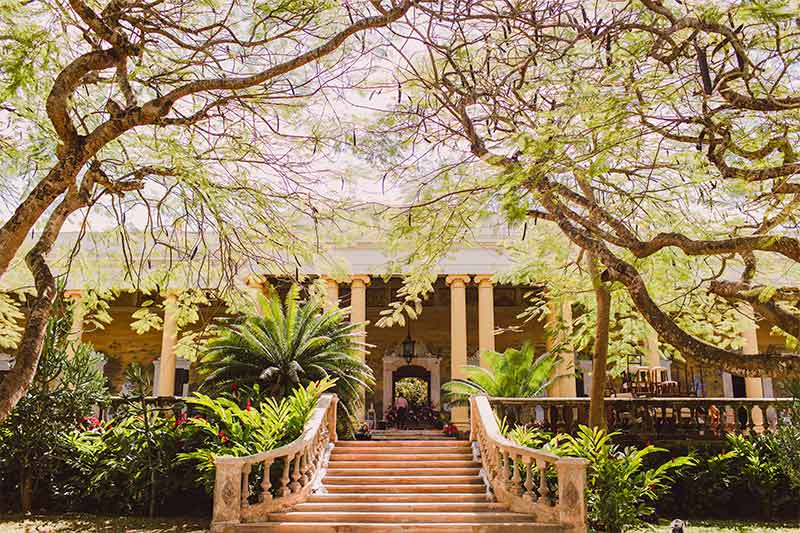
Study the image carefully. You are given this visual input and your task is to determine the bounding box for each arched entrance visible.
[382,355,441,422]
[392,365,431,406]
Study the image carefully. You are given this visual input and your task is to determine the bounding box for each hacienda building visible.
[0,238,793,428]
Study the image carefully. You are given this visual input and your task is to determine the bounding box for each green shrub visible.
[506,424,694,533]
[62,364,200,516]
[665,432,800,520]
[178,377,336,492]
[0,294,107,513]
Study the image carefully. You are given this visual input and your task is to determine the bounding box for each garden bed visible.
[0,514,208,533]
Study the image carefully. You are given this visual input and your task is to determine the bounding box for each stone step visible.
[328,460,480,468]
[266,512,537,524]
[236,522,564,532]
[294,502,506,512]
[307,493,488,503]
[336,440,469,447]
[325,467,481,476]
[332,446,472,455]
[324,483,485,494]
[325,475,483,485]
[330,453,473,461]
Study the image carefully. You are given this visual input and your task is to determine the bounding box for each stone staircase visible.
[242,438,565,532]
[370,428,456,441]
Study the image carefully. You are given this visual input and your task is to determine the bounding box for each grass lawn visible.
[640,521,800,532]
[0,514,208,532]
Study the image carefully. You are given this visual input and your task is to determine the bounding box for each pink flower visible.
[218,430,229,443]
[245,399,251,411]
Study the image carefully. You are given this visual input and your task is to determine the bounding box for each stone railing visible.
[211,394,338,532]
[470,396,588,532]
[489,397,795,439]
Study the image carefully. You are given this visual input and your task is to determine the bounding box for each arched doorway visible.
[382,355,441,421]
[392,365,431,407]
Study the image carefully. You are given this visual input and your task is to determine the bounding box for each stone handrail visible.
[470,395,588,533]
[489,397,795,439]
[211,394,338,532]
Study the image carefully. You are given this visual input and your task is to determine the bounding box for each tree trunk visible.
[0,189,86,422]
[20,466,33,513]
[588,254,611,429]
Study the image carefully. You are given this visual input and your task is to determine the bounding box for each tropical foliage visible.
[197,285,373,419]
[63,364,197,516]
[0,296,107,513]
[443,343,560,405]
[179,378,336,491]
[506,424,694,533]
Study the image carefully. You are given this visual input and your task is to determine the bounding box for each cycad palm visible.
[443,343,560,404]
[197,285,373,412]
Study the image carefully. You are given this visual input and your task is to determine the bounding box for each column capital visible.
[445,274,471,287]
[164,288,182,297]
[473,274,494,287]
[350,275,371,287]
[320,275,340,286]
[244,274,265,289]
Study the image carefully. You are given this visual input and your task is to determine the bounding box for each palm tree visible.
[442,343,561,404]
[197,285,374,415]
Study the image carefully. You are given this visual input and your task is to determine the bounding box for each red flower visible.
[218,430,229,443]
[245,399,251,411]
[231,383,238,392]
[174,414,188,427]
[81,416,101,430]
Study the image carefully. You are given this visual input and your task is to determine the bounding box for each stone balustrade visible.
[470,396,588,532]
[489,397,795,439]
[211,394,338,533]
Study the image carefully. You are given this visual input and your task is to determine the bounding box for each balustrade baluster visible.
[278,454,293,497]
[298,448,308,486]
[260,459,274,502]
[510,452,522,495]
[537,459,550,503]
[746,405,756,435]
[502,449,511,489]
[523,457,536,501]
[241,463,252,507]
[290,453,302,492]
[305,445,315,479]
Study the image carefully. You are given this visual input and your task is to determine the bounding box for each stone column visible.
[64,290,84,357]
[431,360,441,410]
[738,302,764,430]
[644,326,660,368]
[157,291,179,397]
[446,275,470,429]
[350,275,370,421]
[245,275,263,314]
[474,275,495,369]
[547,300,576,397]
[321,275,339,309]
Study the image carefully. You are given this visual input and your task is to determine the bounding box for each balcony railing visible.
[211,394,338,530]
[489,397,795,439]
[470,396,588,532]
